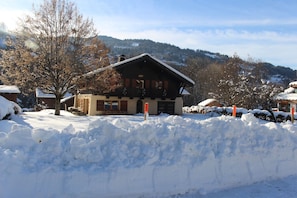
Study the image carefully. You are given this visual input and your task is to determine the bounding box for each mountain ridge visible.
[98,35,296,82]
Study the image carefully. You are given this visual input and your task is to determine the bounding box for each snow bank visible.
[0,96,21,120]
[1,112,297,197]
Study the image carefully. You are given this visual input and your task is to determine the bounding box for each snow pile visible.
[1,110,297,197]
[184,105,296,122]
[0,96,21,120]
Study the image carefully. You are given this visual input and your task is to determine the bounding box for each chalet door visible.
[83,99,89,114]
[158,101,175,115]
[136,100,143,113]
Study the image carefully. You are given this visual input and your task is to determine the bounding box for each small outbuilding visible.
[35,88,73,109]
[198,98,222,107]
[274,81,297,112]
[196,98,222,113]
[0,85,21,103]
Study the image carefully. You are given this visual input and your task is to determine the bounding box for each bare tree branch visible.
[0,0,116,115]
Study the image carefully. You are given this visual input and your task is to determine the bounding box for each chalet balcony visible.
[109,87,178,99]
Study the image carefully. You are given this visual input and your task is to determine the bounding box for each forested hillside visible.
[99,36,296,109]
[99,35,229,66]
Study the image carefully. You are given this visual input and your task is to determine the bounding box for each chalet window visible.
[158,101,175,115]
[112,101,119,110]
[104,101,111,110]
[136,79,144,89]
[104,101,119,111]
[155,81,163,89]
[97,100,127,112]
[96,100,104,111]
[153,80,168,90]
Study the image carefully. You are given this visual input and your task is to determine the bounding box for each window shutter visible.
[120,101,128,111]
[96,100,104,111]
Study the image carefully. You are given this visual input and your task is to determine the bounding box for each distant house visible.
[198,98,222,108]
[190,98,223,113]
[0,85,20,103]
[74,53,195,115]
[274,81,297,112]
[35,88,74,109]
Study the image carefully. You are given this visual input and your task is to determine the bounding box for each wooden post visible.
[232,105,237,117]
[291,107,295,123]
[144,102,149,120]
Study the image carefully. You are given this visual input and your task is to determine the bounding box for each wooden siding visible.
[0,93,18,103]
[107,57,181,99]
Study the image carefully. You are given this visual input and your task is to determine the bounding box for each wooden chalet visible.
[74,53,195,115]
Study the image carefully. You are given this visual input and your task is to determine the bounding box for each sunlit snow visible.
[1,96,297,197]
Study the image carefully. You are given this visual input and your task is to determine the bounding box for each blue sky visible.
[1,0,297,69]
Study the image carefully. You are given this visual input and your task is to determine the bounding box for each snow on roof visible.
[36,88,56,98]
[198,98,219,106]
[275,82,297,101]
[274,92,297,101]
[87,53,195,86]
[284,87,295,93]
[36,88,72,99]
[0,85,20,94]
[180,87,190,95]
[289,81,297,87]
[60,95,74,103]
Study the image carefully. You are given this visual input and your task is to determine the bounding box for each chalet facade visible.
[274,81,297,112]
[74,53,195,115]
[0,85,20,103]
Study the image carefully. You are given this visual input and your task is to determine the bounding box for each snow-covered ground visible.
[1,97,297,197]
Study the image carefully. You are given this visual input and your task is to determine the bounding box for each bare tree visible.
[1,0,117,115]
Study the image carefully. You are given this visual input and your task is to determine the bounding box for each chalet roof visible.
[0,85,20,94]
[274,93,297,101]
[274,81,297,101]
[87,53,195,86]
